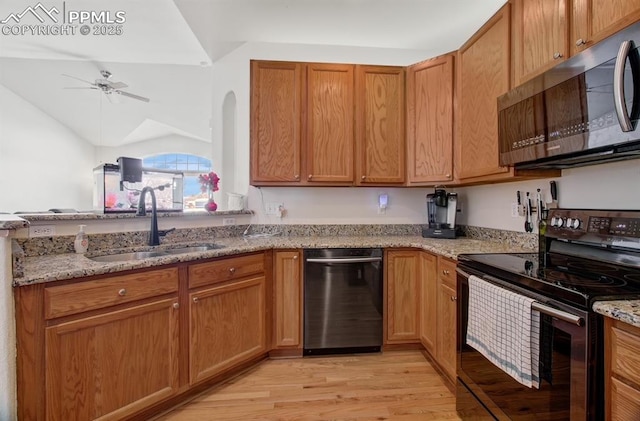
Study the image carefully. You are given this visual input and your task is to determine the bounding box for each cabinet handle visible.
[446,173,451,179]
[450,296,457,301]
[173,302,180,309]
[553,52,563,60]
[229,267,236,274]
[118,288,126,296]
[193,297,199,303]
[294,174,300,180]
[307,174,313,180]
[575,38,586,47]
[361,175,366,180]
[442,270,450,275]
[293,255,298,260]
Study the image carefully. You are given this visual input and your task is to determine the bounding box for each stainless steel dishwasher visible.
[303,248,383,355]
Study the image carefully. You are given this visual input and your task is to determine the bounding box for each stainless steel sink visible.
[88,244,224,262]
[163,244,224,254]
[89,251,168,262]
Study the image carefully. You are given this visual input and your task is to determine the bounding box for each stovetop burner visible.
[458,252,640,309]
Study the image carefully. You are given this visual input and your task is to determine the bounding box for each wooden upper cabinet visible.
[355,65,406,185]
[512,0,569,86]
[572,0,640,55]
[406,55,454,185]
[250,60,303,184]
[306,63,354,184]
[456,4,512,182]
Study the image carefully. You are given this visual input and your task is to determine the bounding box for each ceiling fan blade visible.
[115,90,150,103]
[107,81,128,89]
[61,74,95,86]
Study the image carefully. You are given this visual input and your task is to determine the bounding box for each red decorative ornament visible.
[205,200,218,212]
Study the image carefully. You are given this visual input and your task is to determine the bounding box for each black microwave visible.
[498,21,640,169]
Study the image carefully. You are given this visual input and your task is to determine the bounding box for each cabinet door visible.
[513,0,569,86]
[572,0,640,55]
[189,276,267,384]
[386,250,420,343]
[250,60,303,184]
[456,4,512,181]
[306,63,354,184]
[355,65,405,185]
[437,281,457,383]
[273,250,302,348]
[419,252,438,355]
[406,55,454,184]
[45,298,180,421]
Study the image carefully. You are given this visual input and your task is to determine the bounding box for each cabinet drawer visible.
[45,268,179,319]
[611,325,640,386]
[189,253,265,289]
[438,257,457,288]
[611,377,640,421]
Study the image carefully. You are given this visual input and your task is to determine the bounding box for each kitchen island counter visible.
[594,300,640,329]
[14,235,533,286]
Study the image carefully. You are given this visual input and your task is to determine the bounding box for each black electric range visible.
[459,208,640,310]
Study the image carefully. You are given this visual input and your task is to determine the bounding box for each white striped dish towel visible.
[466,275,541,389]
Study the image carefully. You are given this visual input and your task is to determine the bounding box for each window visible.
[143,153,212,211]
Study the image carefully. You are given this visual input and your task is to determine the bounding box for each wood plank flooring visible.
[155,350,464,421]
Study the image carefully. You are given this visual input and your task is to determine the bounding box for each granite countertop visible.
[593,300,640,329]
[14,235,531,286]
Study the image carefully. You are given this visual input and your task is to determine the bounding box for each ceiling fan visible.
[62,70,150,103]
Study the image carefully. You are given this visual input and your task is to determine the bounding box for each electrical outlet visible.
[265,202,283,216]
[222,217,236,226]
[511,203,519,218]
[30,225,56,237]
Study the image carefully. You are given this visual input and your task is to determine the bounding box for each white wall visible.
[456,160,640,232]
[0,237,16,421]
[0,84,95,213]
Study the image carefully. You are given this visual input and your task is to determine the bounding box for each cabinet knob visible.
[173,302,180,309]
[307,174,312,180]
[294,174,300,180]
[450,296,457,301]
[553,52,563,60]
[293,255,298,260]
[229,267,236,274]
[442,270,450,275]
[575,38,586,47]
[446,173,451,179]
[118,288,127,296]
[193,297,199,303]
[361,175,366,180]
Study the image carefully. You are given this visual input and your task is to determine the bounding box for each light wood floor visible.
[155,350,463,421]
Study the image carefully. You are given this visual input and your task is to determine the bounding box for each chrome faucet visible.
[137,186,175,246]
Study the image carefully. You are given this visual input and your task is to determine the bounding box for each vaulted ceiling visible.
[0,0,505,147]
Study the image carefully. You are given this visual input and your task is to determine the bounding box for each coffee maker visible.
[422,188,458,239]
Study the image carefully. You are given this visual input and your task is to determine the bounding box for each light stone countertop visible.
[14,235,532,287]
[593,300,640,329]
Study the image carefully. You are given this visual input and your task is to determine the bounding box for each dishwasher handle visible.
[306,257,383,264]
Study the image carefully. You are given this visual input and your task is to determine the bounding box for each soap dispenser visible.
[74,225,88,254]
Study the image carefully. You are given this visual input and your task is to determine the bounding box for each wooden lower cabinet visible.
[420,254,458,384]
[45,298,180,421]
[385,250,421,343]
[272,250,303,349]
[606,317,640,420]
[189,276,267,384]
[419,251,438,355]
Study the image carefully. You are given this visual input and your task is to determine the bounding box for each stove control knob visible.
[571,218,581,229]
[566,217,573,227]
[550,216,558,227]
[556,218,564,227]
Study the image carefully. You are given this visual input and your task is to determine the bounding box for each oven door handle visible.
[456,267,585,327]
[306,257,382,264]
